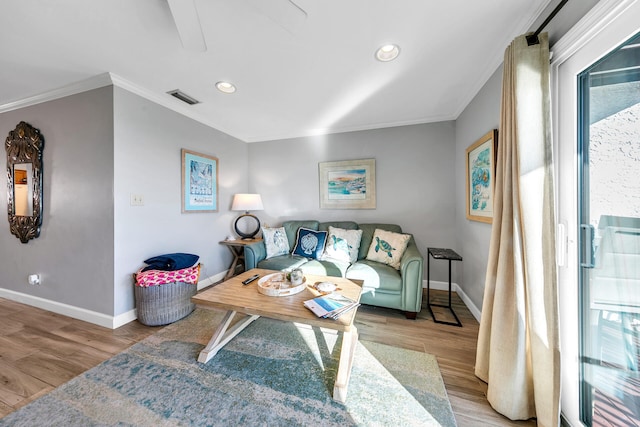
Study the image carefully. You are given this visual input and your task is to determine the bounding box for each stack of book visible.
[304,293,360,320]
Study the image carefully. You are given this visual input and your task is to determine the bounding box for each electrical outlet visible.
[130,194,144,206]
[28,274,40,285]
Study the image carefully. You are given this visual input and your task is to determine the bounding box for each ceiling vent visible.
[167,89,200,105]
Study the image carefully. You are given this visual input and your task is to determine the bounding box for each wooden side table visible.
[427,247,463,327]
[219,239,262,280]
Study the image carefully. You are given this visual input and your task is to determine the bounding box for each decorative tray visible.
[257,272,307,297]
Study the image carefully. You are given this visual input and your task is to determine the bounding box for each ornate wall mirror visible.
[6,122,44,243]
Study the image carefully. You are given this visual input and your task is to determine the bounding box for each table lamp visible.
[231,193,264,240]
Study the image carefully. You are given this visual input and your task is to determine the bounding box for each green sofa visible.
[243,220,424,319]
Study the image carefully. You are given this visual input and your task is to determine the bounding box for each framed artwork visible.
[466,130,498,223]
[181,149,218,213]
[319,158,376,209]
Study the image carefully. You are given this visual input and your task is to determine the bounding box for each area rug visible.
[0,308,457,427]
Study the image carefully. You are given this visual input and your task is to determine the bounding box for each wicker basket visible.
[134,281,196,326]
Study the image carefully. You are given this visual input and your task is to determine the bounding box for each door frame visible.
[552,0,640,424]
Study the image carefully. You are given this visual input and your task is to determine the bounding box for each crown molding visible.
[244,113,457,143]
[107,73,240,141]
[550,0,638,65]
[0,72,244,142]
[0,73,113,114]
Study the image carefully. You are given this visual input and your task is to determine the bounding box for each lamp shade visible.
[231,193,264,212]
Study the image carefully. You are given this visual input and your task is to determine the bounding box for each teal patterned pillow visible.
[365,229,410,270]
[292,227,328,259]
[262,227,290,259]
[323,226,363,263]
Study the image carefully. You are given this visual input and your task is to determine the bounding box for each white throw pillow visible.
[323,226,363,264]
[262,227,290,259]
[365,229,410,270]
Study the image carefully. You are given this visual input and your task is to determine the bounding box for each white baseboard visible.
[197,271,227,291]
[0,288,122,329]
[114,309,138,328]
[2,272,482,330]
[423,280,481,322]
[0,270,228,330]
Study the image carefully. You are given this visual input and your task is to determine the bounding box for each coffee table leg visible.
[198,310,260,363]
[333,326,358,403]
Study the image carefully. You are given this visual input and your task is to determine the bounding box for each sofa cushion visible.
[262,226,290,259]
[357,223,403,260]
[257,254,308,271]
[366,229,411,270]
[292,227,328,259]
[298,259,350,278]
[346,260,402,293]
[318,221,359,232]
[322,226,363,264]
[282,221,319,252]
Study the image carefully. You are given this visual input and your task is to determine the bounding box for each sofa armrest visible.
[244,241,267,270]
[400,240,424,313]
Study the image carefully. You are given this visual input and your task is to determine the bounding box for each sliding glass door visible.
[555,2,640,425]
[578,31,640,426]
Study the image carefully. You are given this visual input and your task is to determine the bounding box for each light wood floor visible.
[0,291,537,426]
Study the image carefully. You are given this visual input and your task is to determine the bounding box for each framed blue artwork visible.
[181,149,218,213]
[465,130,497,223]
[319,158,376,209]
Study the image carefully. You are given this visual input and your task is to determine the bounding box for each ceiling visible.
[0,0,552,143]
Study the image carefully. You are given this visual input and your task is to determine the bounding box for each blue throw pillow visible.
[292,227,328,259]
[142,253,199,272]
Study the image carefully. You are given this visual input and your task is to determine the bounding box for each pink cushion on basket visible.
[135,264,200,287]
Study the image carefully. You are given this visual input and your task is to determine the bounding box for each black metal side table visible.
[427,247,463,327]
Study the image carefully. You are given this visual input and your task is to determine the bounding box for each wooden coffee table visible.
[191,268,363,403]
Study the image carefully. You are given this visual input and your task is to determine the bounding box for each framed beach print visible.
[319,158,376,209]
[181,149,218,213]
[465,130,497,223]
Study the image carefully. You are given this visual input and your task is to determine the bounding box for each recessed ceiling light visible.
[375,44,400,62]
[216,81,236,94]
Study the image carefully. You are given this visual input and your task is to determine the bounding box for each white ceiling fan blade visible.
[167,0,207,52]
[245,0,307,34]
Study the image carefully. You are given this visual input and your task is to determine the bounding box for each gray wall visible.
[454,67,502,309]
[0,85,249,319]
[453,0,600,311]
[247,122,457,282]
[0,87,116,314]
[113,87,248,316]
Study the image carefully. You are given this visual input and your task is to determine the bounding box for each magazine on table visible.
[304,293,360,320]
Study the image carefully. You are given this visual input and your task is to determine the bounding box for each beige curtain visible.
[475,33,560,427]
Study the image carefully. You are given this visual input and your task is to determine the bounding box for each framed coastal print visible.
[181,149,218,213]
[319,158,376,209]
[466,130,497,223]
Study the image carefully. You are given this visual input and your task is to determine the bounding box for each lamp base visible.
[234,213,261,240]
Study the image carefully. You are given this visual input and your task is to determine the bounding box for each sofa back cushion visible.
[282,220,319,252]
[318,221,359,232]
[357,223,403,260]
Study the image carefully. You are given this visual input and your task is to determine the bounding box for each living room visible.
[1,0,639,425]
[1,0,600,328]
